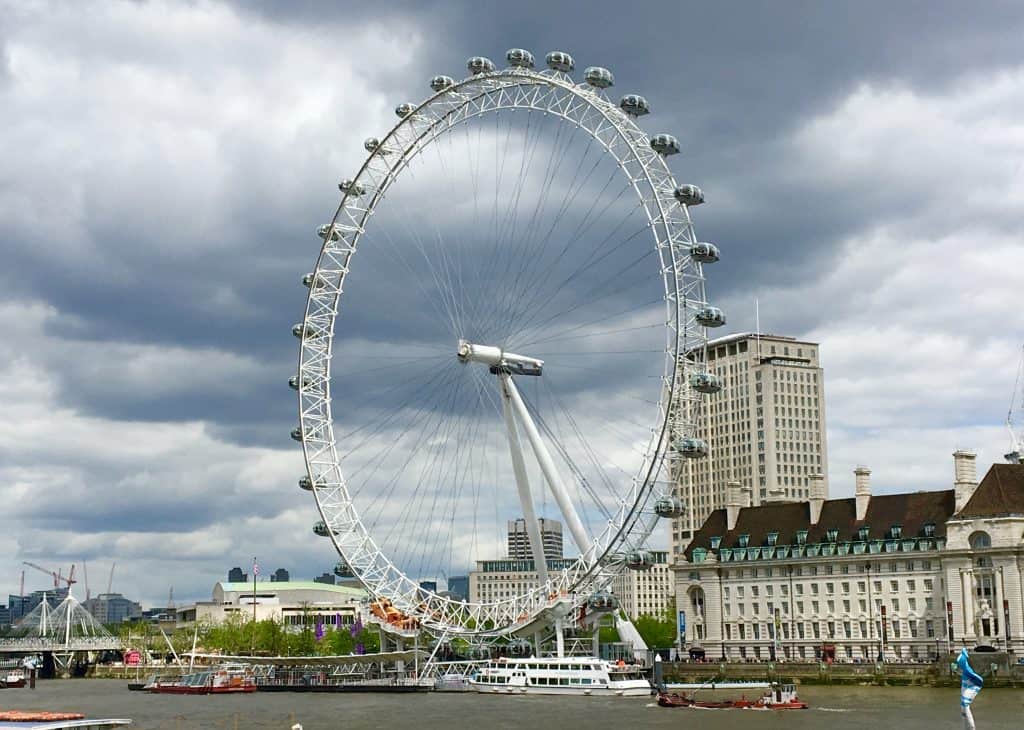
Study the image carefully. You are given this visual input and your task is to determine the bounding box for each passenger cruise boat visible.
[469,657,650,696]
[148,665,256,695]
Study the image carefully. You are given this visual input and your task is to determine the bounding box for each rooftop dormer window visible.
[738,534,750,549]
[710,536,722,550]
[795,530,808,546]
[857,526,870,542]
[923,523,935,538]
[826,528,839,543]
[890,524,902,539]
[766,532,779,547]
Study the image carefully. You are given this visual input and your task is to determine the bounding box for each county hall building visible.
[674,451,1024,661]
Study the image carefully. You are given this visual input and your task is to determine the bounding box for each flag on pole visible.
[252,558,259,578]
[957,648,983,707]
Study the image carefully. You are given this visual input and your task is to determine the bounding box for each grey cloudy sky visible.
[1,0,1023,606]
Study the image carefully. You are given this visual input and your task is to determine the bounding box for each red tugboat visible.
[658,682,808,710]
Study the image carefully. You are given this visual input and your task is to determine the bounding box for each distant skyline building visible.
[673,333,829,556]
[312,572,336,586]
[83,593,143,624]
[270,568,290,583]
[7,588,68,624]
[227,567,247,583]
[507,518,563,560]
[446,575,469,601]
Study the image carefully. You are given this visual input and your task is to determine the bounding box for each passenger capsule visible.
[695,306,726,328]
[619,94,650,116]
[395,102,416,118]
[587,593,619,610]
[650,134,680,156]
[313,521,333,537]
[288,374,311,390]
[467,56,496,75]
[334,560,353,577]
[299,475,323,491]
[302,272,325,288]
[677,437,709,459]
[691,242,720,264]
[317,223,342,242]
[674,184,704,206]
[430,75,455,92]
[338,179,365,196]
[506,48,535,68]
[290,427,304,442]
[364,137,381,152]
[689,371,722,394]
[583,66,614,89]
[626,551,655,571]
[292,323,320,339]
[654,497,686,519]
[545,51,575,73]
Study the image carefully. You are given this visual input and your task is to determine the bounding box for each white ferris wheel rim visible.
[295,59,711,636]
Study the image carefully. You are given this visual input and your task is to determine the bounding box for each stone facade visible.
[612,550,673,619]
[674,455,1024,661]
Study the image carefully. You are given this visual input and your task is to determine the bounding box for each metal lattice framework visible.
[294,53,717,637]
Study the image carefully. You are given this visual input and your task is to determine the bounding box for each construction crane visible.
[1007,344,1024,464]
[23,561,77,589]
[83,561,90,602]
[106,563,116,595]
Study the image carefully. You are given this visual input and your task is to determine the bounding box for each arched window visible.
[690,587,706,617]
[969,531,992,550]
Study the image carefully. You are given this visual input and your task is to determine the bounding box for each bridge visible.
[0,637,121,653]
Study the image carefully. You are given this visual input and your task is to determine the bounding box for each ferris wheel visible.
[291,49,724,637]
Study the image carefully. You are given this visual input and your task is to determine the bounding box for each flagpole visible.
[251,557,257,655]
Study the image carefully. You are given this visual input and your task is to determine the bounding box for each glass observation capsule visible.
[292,323,321,339]
[467,56,496,75]
[695,306,726,328]
[619,94,650,116]
[654,497,686,518]
[650,134,680,156]
[395,102,416,118]
[334,561,353,577]
[364,137,381,152]
[338,179,365,196]
[545,50,575,72]
[317,223,342,242]
[313,521,332,537]
[674,184,705,206]
[506,48,535,68]
[430,75,455,92]
[587,593,619,610]
[691,242,720,264]
[298,475,323,491]
[302,272,325,288]
[689,371,722,394]
[677,437,709,459]
[288,374,311,390]
[290,426,304,442]
[583,66,614,88]
[626,551,655,571]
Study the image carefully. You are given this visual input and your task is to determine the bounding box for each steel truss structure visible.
[294,52,719,637]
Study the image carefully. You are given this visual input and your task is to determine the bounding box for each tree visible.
[632,598,678,649]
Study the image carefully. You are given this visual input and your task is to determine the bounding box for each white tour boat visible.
[469,656,650,696]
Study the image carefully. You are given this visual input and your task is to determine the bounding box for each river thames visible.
[4,680,1021,729]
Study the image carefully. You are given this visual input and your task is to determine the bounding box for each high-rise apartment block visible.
[507,518,563,560]
[672,333,829,555]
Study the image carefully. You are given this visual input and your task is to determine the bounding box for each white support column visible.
[555,617,565,658]
[963,570,975,640]
[504,375,592,556]
[995,568,1005,643]
[498,374,549,586]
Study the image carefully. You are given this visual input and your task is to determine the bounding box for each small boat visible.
[3,670,26,688]
[149,665,256,695]
[658,682,808,710]
[0,710,131,729]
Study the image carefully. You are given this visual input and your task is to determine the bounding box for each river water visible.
[2,680,1020,729]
